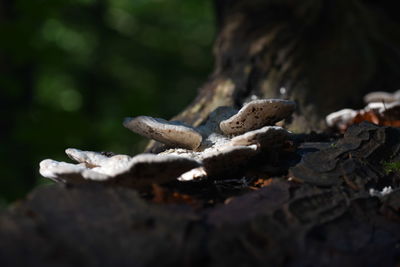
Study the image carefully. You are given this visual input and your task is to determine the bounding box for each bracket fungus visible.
[40,149,201,188]
[123,116,202,150]
[325,109,358,128]
[326,89,400,130]
[363,89,400,104]
[40,98,296,187]
[229,126,292,148]
[219,99,296,135]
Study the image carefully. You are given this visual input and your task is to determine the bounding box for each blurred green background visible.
[0,0,215,205]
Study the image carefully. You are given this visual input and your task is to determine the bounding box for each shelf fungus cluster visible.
[40,99,296,188]
[326,89,400,130]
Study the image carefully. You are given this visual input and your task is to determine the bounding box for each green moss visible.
[382,161,400,174]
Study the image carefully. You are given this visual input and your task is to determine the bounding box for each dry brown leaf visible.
[151,184,199,207]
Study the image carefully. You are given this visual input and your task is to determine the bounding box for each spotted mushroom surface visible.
[219,99,296,135]
[123,116,202,150]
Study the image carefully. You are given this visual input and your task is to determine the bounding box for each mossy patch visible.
[382,161,400,174]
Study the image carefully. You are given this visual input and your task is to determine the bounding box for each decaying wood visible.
[291,122,400,187]
[1,123,400,267]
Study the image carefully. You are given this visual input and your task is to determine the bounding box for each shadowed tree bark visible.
[173,0,400,132]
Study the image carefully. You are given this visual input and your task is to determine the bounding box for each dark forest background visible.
[0,0,214,205]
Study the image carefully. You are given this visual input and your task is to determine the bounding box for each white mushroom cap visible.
[39,152,201,188]
[39,159,109,184]
[363,90,400,104]
[364,102,386,112]
[364,101,400,115]
[229,126,291,148]
[123,116,202,150]
[325,108,357,127]
[65,148,132,175]
[177,167,207,181]
[219,99,296,135]
[65,148,130,167]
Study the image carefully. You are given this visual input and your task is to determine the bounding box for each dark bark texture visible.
[2,1,400,266]
[173,0,400,133]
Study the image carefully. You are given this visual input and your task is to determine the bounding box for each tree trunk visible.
[174,0,400,132]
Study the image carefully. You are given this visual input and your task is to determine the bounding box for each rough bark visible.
[173,0,400,133]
